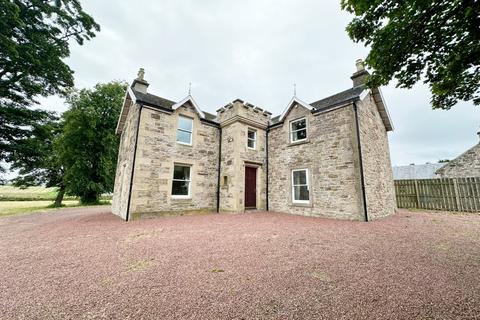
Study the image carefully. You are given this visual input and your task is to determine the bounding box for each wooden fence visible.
[394,177,480,212]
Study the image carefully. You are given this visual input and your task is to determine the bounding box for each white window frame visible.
[290,117,307,143]
[176,116,193,146]
[247,129,256,150]
[171,164,191,199]
[291,169,310,204]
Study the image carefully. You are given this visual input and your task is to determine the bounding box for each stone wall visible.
[268,103,364,220]
[358,94,396,220]
[218,100,269,212]
[112,102,140,220]
[436,143,480,178]
[129,103,220,219]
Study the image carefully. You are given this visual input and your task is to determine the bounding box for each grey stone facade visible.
[357,93,396,219]
[268,101,364,219]
[217,100,270,212]
[112,95,139,220]
[112,61,396,221]
[436,137,480,178]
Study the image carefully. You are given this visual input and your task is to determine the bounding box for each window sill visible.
[171,196,192,201]
[176,141,193,147]
[288,139,310,147]
[290,201,312,208]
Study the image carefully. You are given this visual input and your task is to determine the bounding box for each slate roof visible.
[269,86,366,125]
[203,111,217,121]
[129,88,219,123]
[270,115,281,124]
[310,85,365,111]
[131,89,176,110]
[123,84,391,131]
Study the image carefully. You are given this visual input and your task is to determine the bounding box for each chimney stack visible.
[351,59,369,87]
[131,68,149,93]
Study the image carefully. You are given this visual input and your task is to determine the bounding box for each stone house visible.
[436,133,480,178]
[112,60,396,221]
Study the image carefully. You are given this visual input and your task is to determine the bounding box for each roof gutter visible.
[125,104,143,222]
[353,101,369,222]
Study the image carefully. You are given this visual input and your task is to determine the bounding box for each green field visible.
[0,185,112,201]
[0,200,81,217]
[0,186,112,217]
[0,185,69,201]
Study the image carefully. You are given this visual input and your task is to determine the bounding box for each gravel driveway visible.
[0,207,479,319]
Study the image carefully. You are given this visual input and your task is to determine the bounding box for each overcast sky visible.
[40,0,479,166]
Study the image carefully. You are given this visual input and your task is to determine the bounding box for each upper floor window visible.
[290,118,307,143]
[247,129,256,149]
[177,116,193,145]
[292,169,310,203]
[172,164,191,198]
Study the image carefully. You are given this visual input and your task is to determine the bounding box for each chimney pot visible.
[355,59,365,71]
[137,68,145,80]
[351,58,369,87]
[132,67,149,93]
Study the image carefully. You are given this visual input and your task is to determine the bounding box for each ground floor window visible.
[292,169,309,203]
[172,164,191,198]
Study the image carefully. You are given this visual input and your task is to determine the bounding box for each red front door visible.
[244,167,257,209]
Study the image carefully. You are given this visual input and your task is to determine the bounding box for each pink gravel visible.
[0,207,479,319]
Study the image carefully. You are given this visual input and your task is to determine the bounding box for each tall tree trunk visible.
[80,190,98,205]
[53,184,65,207]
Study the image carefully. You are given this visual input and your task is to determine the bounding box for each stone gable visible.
[357,94,396,219]
[268,103,364,219]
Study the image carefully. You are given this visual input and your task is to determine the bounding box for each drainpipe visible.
[353,101,368,222]
[216,127,222,213]
[125,104,143,222]
[265,127,269,211]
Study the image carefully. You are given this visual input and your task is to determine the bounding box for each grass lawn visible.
[0,185,63,201]
[0,185,112,201]
[0,200,111,217]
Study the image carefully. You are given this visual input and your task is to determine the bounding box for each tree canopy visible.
[8,113,66,206]
[0,0,99,173]
[342,0,480,109]
[56,81,126,204]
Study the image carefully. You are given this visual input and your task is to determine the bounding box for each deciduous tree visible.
[8,114,66,206]
[342,0,480,109]
[0,0,99,172]
[56,81,126,204]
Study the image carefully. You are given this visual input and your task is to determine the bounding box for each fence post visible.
[453,178,460,211]
[413,179,420,209]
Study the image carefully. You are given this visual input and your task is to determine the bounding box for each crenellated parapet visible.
[216,99,272,129]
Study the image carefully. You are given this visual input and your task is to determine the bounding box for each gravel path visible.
[0,207,479,319]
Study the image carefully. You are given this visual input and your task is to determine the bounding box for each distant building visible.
[392,163,445,180]
[436,133,480,178]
